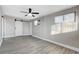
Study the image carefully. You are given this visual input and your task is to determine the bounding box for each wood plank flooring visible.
[0,36,77,54]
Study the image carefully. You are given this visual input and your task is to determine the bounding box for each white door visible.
[15,21,23,36]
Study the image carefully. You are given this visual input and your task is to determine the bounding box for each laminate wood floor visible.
[0,36,77,54]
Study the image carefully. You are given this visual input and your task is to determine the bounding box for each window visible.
[51,15,63,35]
[51,13,77,35]
[64,13,74,22]
[51,24,61,35]
[55,16,63,23]
[62,13,77,33]
[62,22,77,33]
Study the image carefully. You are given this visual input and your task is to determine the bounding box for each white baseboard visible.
[3,36,15,39]
[32,35,79,52]
[22,34,31,36]
[3,35,31,39]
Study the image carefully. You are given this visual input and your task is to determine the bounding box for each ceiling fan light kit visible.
[21,8,39,17]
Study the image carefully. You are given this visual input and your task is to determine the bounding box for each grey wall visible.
[3,16,32,38]
[0,15,2,46]
[32,6,79,50]
[0,6,3,46]
[3,16,15,38]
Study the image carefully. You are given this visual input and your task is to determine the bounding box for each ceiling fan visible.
[20,8,39,17]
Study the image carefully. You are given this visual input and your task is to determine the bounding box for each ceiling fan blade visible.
[20,11,27,13]
[32,12,39,14]
[32,15,35,17]
[29,8,32,13]
[25,14,28,16]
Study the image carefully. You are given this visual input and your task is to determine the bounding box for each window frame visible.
[63,12,76,23]
[54,12,76,24]
[51,12,77,35]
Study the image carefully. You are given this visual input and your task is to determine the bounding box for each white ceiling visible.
[1,5,76,21]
